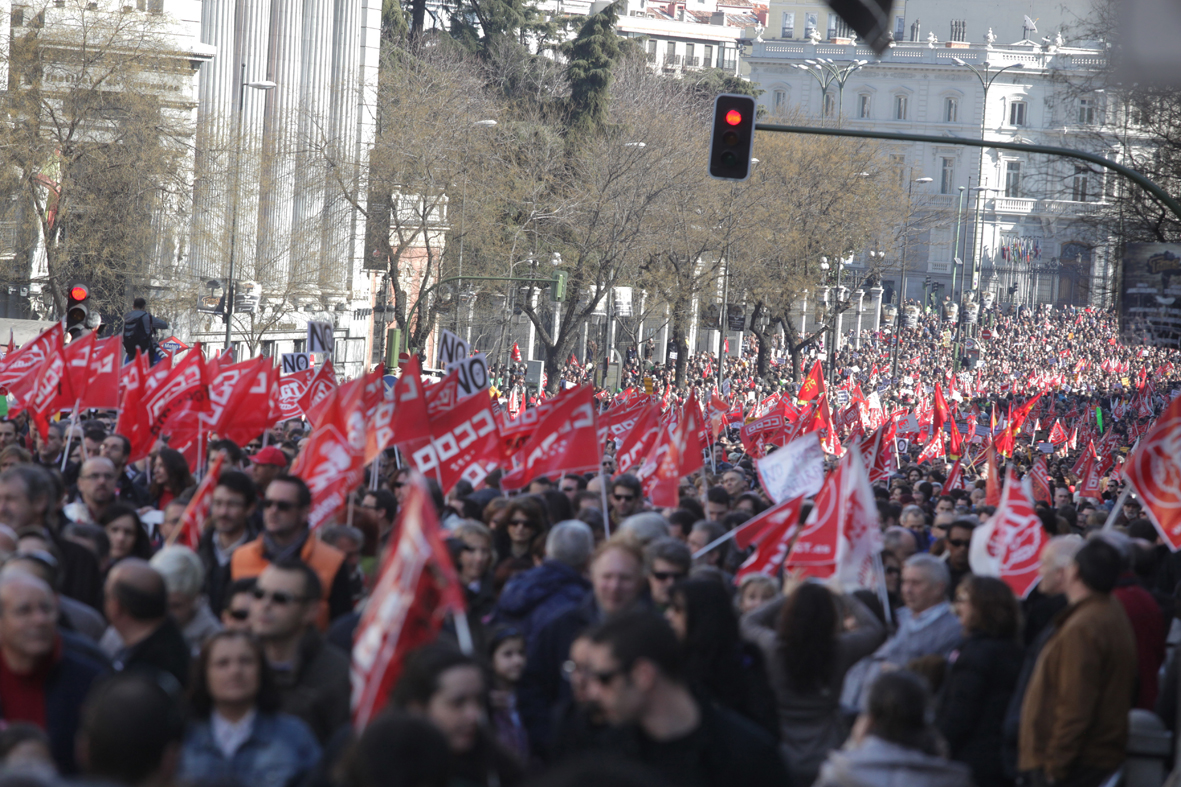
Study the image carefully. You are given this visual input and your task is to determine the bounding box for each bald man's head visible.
[0,572,58,662]
[106,559,167,622]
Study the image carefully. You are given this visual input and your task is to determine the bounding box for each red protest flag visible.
[1125,396,1181,549]
[392,356,431,447]
[408,387,503,494]
[1030,453,1052,504]
[290,387,364,530]
[79,336,122,411]
[142,346,211,441]
[219,358,280,447]
[28,342,76,442]
[299,359,338,427]
[734,494,806,582]
[170,453,225,549]
[866,420,897,486]
[0,323,63,408]
[114,350,149,460]
[510,342,522,363]
[1048,420,1068,445]
[932,382,951,432]
[277,367,315,421]
[916,432,945,464]
[614,404,662,475]
[835,442,885,590]
[969,467,1049,598]
[797,360,826,405]
[944,458,965,491]
[351,476,466,729]
[785,463,842,578]
[985,447,1002,507]
[62,331,97,403]
[500,387,600,490]
[641,396,707,508]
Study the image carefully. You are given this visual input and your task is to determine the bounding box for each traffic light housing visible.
[551,271,567,302]
[65,284,90,339]
[708,94,756,181]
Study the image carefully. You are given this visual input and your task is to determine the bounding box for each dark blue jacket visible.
[0,639,109,774]
[517,593,601,758]
[493,560,591,646]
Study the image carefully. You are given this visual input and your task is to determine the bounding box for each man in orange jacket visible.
[230,475,352,629]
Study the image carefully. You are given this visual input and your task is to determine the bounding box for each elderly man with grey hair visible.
[149,546,222,656]
[619,512,670,545]
[493,520,595,647]
[841,553,963,711]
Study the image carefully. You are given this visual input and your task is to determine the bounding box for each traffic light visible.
[65,284,90,339]
[385,326,402,369]
[708,94,756,181]
[551,271,567,302]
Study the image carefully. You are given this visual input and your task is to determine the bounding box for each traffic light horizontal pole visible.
[403,274,565,354]
[754,122,1181,224]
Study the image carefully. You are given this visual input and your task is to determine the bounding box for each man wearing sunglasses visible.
[581,610,789,787]
[945,519,976,594]
[609,474,643,527]
[230,476,351,630]
[250,559,350,744]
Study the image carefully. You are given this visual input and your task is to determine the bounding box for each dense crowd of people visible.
[0,303,1177,787]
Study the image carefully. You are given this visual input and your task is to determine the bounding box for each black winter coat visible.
[937,632,1024,787]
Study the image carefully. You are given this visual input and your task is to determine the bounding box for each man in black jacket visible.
[196,470,259,615]
[104,559,191,689]
[122,297,168,365]
[578,610,790,787]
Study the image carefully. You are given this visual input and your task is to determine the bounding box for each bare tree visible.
[0,0,197,322]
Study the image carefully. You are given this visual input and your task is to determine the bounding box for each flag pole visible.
[600,462,611,539]
[452,609,474,655]
[872,551,892,622]
[60,402,80,472]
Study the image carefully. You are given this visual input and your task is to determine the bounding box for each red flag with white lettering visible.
[391,357,431,447]
[969,467,1049,598]
[351,476,466,729]
[28,343,76,442]
[290,387,364,530]
[1030,453,1052,504]
[170,453,225,549]
[79,336,122,411]
[408,389,502,494]
[277,368,315,421]
[0,323,63,408]
[299,359,338,427]
[501,387,600,490]
[1125,396,1181,549]
[835,442,884,590]
[142,346,211,441]
[785,464,841,578]
[62,331,97,403]
[734,494,806,581]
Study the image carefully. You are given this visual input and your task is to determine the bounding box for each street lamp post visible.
[952,183,968,303]
[891,176,933,384]
[952,57,1024,304]
[968,186,999,304]
[792,58,869,127]
[225,66,276,351]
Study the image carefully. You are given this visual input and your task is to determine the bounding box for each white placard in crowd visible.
[436,329,470,368]
[756,435,825,504]
[446,353,490,400]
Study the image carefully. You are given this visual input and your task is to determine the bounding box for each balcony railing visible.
[663,54,682,68]
[685,56,700,68]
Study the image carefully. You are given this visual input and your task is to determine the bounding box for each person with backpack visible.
[123,297,168,365]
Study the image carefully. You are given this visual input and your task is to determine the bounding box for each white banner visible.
[757,434,825,504]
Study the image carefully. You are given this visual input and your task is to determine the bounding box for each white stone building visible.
[746,33,1117,310]
[184,0,382,377]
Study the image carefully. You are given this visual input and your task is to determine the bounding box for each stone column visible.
[854,289,864,349]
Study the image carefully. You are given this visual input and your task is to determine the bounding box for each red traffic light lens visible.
[725,109,743,126]
[69,285,88,301]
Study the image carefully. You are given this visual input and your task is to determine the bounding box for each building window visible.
[781,12,793,38]
[894,95,908,120]
[261,340,274,358]
[1078,97,1095,125]
[895,16,905,40]
[1005,161,1022,197]
[858,94,871,118]
[941,157,955,194]
[704,45,713,67]
[1009,101,1027,126]
[1071,166,1089,201]
[647,39,656,62]
[823,93,835,118]
[685,43,695,67]
[773,89,787,116]
[804,12,817,38]
[665,40,675,66]
[293,339,306,354]
[950,19,966,41]
[826,15,837,39]
[945,97,958,123]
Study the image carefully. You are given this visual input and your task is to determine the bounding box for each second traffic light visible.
[708,94,756,181]
[66,284,90,339]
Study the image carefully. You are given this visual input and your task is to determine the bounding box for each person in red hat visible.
[250,446,289,496]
